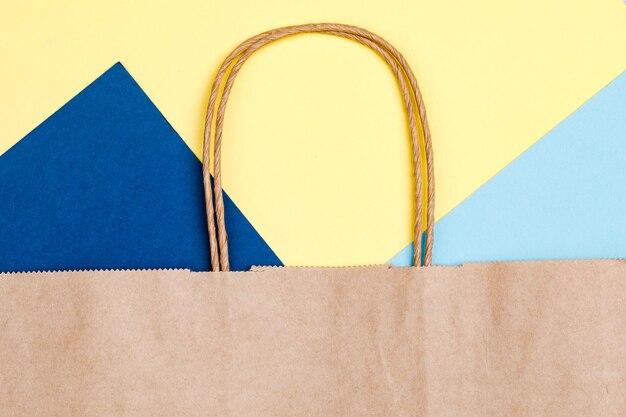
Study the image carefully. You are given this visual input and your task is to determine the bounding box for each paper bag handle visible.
[203,23,434,271]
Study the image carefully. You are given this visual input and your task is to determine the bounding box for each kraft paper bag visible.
[1,24,625,416]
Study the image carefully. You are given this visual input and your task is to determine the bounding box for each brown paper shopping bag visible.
[1,24,625,417]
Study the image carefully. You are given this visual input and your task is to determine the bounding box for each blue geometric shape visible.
[390,71,626,267]
[0,63,281,272]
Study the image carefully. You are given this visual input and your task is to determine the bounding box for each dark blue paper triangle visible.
[0,63,282,272]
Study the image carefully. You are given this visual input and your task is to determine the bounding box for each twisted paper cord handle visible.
[203,23,434,271]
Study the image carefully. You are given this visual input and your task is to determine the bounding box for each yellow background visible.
[1,0,625,265]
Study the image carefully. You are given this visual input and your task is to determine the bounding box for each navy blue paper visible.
[0,63,281,272]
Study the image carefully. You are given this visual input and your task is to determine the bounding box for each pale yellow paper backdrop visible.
[1,0,625,265]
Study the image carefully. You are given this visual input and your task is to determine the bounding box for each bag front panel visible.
[1,261,624,416]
